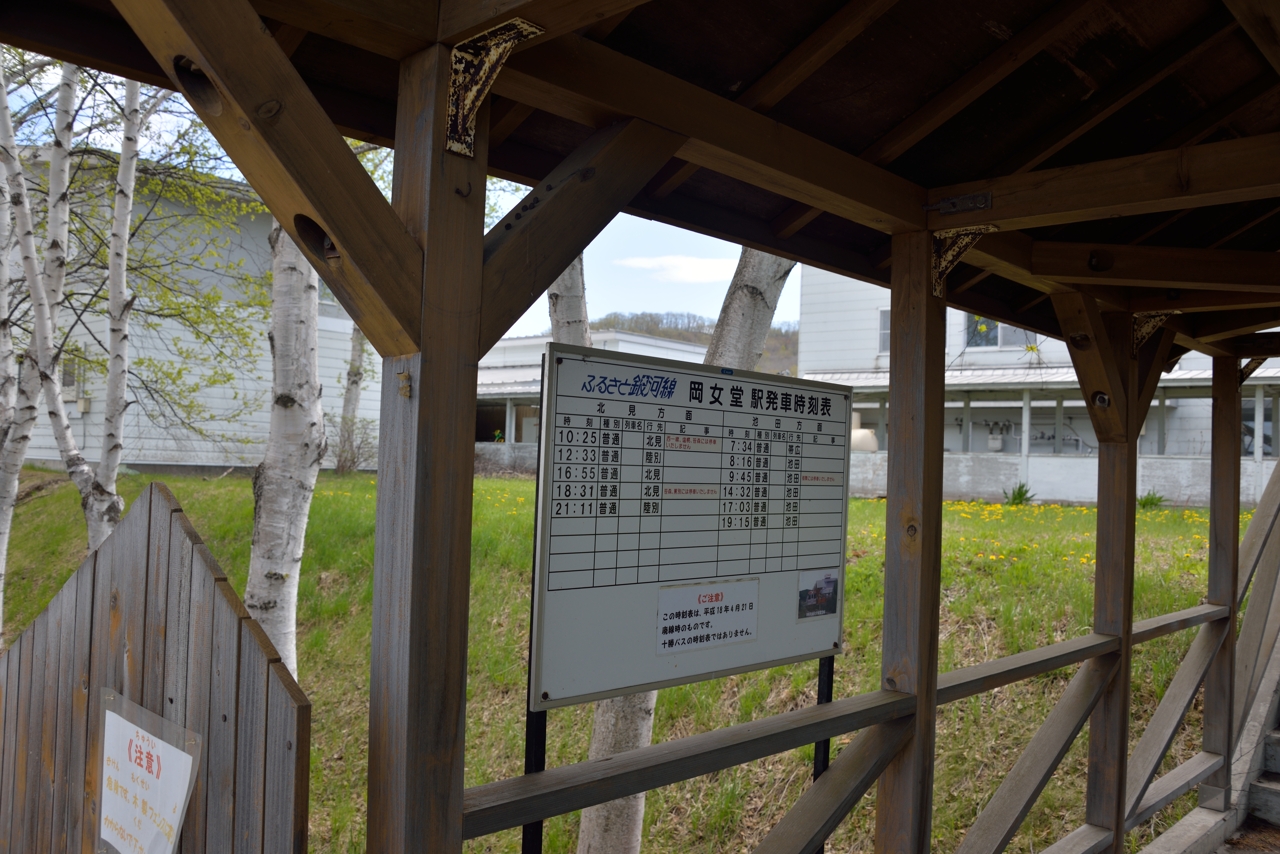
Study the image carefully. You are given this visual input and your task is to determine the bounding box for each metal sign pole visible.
[813,653,835,854]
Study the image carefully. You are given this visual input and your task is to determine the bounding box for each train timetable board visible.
[530,344,851,710]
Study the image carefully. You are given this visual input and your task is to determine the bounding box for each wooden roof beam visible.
[1030,242,1280,292]
[1180,308,1280,343]
[860,0,1104,166]
[999,8,1239,174]
[112,0,425,356]
[1222,332,1280,358]
[928,131,1280,231]
[1103,289,1280,314]
[495,34,927,233]
[1224,0,1280,78]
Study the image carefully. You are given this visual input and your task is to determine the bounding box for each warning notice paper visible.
[99,691,200,854]
[530,344,850,710]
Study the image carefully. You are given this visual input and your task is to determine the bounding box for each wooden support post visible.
[1201,355,1241,810]
[1158,391,1166,455]
[875,231,944,854]
[366,47,489,854]
[1054,397,1064,454]
[1052,298,1173,852]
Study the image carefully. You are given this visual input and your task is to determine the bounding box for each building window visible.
[879,309,891,354]
[966,314,999,348]
[999,324,1038,350]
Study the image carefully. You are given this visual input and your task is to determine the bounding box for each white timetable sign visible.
[529,344,851,710]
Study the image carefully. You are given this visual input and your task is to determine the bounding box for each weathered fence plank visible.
[206,576,247,853]
[65,556,96,849]
[143,484,177,712]
[0,633,20,854]
[234,619,277,854]
[180,543,221,854]
[264,662,310,854]
[0,484,308,853]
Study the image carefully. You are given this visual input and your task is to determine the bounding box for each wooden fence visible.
[0,483,309,853]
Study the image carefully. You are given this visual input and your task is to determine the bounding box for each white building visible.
[800,266,1280,505]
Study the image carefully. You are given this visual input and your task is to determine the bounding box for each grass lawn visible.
[0,470,1246,853]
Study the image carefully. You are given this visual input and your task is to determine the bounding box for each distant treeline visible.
[588,312,799,376]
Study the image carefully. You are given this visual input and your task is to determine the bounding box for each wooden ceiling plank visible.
[1031,242,1280,292]
[1001,9,1240,175]
[495,34,927,233]
[489,98,536,148]
[265,20,308,57]
[1186,308,1280,342]
[1157,74,1280,151]
[1209,203,1280,248]
[112,0,425,356]
[928,131,1280,231]
[1224,0,1280,78]
[1125,290,1280,313]
[480,118,686,352]
[861,0,1104,166]
[650,0,898,223]
[736,0,900,112]
[771,202,823,238]
[439,0,652,49]
[585,9,633,40]
[250,0,438,59]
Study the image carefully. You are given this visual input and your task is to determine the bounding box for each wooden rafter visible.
[861,0,1103,166]
[1225,0,1280,77]
[111,0,425,357]
[1225,332,1280,358]
[1156,74,1280,151]
[649,0,899,210]
[998,9,1239,174]
[929,132,1280,231]
[496,34,927,234]
[480,118,685,352]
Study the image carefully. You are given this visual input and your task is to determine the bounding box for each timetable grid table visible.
[545,363,849,592]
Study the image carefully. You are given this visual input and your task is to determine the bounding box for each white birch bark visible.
[547,255,592,348]
[84,79,145,547]
[43,63,77,322]
[574,247,793,854]
[335,325,365,473]
[244,222,327,676]
[704,248,796,369]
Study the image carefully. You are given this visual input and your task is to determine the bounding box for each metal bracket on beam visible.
[448,18,544,157]
[932,225,999,297]
[1133,311,1181,358]
[1241,357,1267,386]
[924,191,992,216]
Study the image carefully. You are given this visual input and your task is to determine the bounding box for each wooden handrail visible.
[462,604,1213,838]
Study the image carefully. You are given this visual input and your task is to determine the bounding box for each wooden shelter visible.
[5,0,1280,850]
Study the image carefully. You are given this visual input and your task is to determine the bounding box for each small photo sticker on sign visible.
[798,569,839,620]
[98,690,202,854]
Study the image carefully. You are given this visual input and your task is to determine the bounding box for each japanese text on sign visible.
[657,579,758,654]
[100,709,195,854]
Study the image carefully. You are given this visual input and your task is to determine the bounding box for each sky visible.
[499,204,802,338]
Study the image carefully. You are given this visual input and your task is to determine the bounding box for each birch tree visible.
[572,246,795,854]
[334,326,366,473]
[243,222,326,676]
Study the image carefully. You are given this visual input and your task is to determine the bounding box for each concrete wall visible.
[848,451,1277,506]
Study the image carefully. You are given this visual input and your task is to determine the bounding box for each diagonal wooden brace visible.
[932,224,999,297]
[480,118,686,352]
[1241,356,1268,385]
[112,0,425,357]
[1051,293,1129,442]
